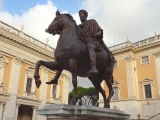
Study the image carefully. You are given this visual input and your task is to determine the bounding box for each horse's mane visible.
[62,13,78,27]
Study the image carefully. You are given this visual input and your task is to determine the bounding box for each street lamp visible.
[137,114,140,120]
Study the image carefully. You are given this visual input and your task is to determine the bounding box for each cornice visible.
[0,28,55,59]
[0,36,54,62]
[153,51,160,58]
[111,40,160,55]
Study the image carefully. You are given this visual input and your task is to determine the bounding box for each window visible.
[142,56,149,63]
[144,84,152,98]
[26,77,32,92]
[114,60,118,67]
[140,78,154,99]
[112,87,119,100]
[52,85,57,98]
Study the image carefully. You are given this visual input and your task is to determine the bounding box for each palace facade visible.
[0,20,70,120]
[99,34,160,119]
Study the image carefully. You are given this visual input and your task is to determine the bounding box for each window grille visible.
[26,77,32,92]
[112,87,118,100]
[52,85,57,98]
[142,56,149,63]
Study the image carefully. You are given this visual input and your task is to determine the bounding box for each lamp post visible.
[137,114,140,120]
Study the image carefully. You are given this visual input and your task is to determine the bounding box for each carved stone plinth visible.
[37,104,130,120]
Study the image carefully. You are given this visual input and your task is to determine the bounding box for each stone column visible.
[32,107,37,120]
[15,104,21,120]
[153,51,160,98]
[0,102,5,120]
[125,55,137,99]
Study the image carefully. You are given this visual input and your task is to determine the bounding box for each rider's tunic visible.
[78,19,115,63]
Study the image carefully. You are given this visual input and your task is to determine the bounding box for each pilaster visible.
[39,67,49,100]
[0,102,5,120]
[8,56,23,94]
[64,76,70,104]
[0,55,8,88]
[32,106,37,120]
[56,79,61,99]
[62,76,66,104]
[15,104,21,120]
[153,51,160,98]
[125,55,137,99]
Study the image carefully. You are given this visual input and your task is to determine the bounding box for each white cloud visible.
[80,0,160,46]
[0,1,59,48]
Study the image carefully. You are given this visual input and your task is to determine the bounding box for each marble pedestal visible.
[37,104,130,120]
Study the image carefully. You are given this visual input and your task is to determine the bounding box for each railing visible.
[109,42,129,51]
[0,20,55,53]
[133,37,156,48]
[109,35,160,52]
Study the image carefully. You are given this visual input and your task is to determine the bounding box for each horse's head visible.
[45,10,64,35]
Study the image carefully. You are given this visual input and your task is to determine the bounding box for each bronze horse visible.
[34,11,114,108]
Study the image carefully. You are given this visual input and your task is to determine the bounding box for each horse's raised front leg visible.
[46,70,62,85]
[68,59,78,105]
[34,60,59,88]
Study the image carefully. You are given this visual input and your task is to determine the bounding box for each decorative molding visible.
[32,106,38,109]
[125,55,135,61]
[0,54,8,66]
[0,101,5,105]
[43,67,50,74]
[13,56,23,65]
[25,66,35,74]
[153,51,160,58]
[16,104,21,107]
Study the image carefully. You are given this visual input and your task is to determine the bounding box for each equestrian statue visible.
[34,9,115,108]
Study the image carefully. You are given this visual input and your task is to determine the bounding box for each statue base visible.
[37,104,130,120]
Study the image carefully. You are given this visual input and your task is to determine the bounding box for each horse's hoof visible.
[36,79,42,88]
[46,79,58,85]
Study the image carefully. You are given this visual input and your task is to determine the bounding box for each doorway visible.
[18,105,33,120]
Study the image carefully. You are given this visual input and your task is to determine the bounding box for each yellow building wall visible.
[115,59,128,99]
[18,62,30,95]
[35,68,42,99]
[3,56,12,92]
[104,58,128,99]
[136,55,159,99]
[46,72,54,101]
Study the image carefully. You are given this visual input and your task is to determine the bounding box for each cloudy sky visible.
[0,0,160,91]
